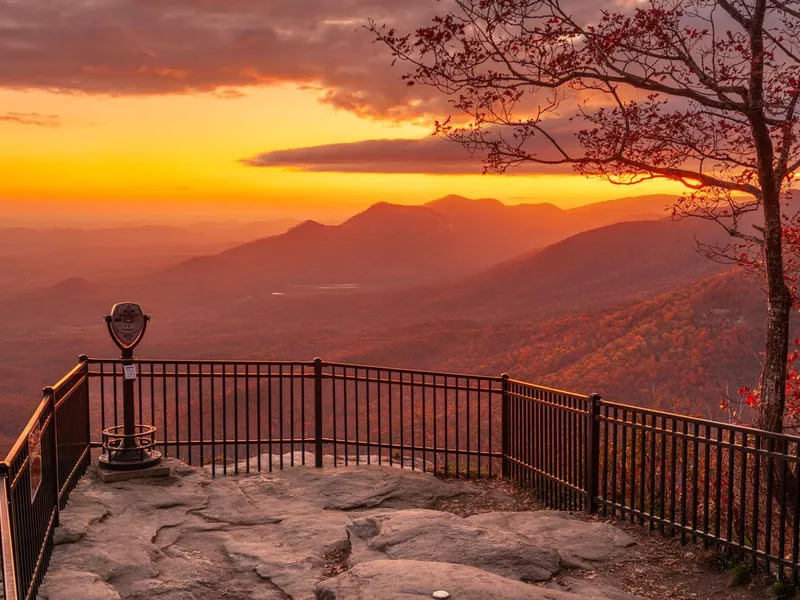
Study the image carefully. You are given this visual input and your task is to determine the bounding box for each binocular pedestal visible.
[98,305,162,472]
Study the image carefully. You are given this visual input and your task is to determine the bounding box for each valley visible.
[0,194,769,453]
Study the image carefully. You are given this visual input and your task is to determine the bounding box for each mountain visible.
[144,203,465,304]
[146,194,676,304]
[152,217,741,373]
[0,219,300,293]
[181,219,300,243]
[0,220,299,256]
[422,193,672,264]
[565,194,676,224]
[0,215,734,335]
[314,269,765,419]
[508,268,766,415]
[380,217,733,324]
[0,277,114,327]
[129,264,765,421]
[0,255,60,297]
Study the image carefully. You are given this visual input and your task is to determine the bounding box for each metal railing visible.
[86,359,504,477]
[596,400,800,581]
[3,355,800,598]
[0,360,90,600]
[502,379,592,512]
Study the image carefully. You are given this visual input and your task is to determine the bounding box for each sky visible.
[0,0,688,225]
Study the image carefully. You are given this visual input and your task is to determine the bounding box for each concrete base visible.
[96,463,171,484]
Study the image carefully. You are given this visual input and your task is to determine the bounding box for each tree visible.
[371,0,800,432]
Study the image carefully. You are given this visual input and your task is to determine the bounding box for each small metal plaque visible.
[28,422,42,502]
[108,303,146,350]
[123,365,137,381]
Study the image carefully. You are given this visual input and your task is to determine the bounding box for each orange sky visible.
[0,1,689,226]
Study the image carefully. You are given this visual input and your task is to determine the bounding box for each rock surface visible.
[347,509,561,581]
[467,511,636,569]
[316,559,584,599]
[39,456,637,600]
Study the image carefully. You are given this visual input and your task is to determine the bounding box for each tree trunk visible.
[755,187,791,434]
[748,0,790,434]
[755,207,795,508]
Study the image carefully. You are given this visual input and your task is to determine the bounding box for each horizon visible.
[0,191,679,228]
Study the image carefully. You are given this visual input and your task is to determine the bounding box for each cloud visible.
[211,89,247,100]
[0,0,645,124]
[0,0,459,120]
[242,109,586,175]
[241,131,579,175]
[0,112,61,127]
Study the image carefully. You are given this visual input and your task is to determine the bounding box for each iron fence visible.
[320,363,502,475]
[85,359,503,477]
[0,360,90,600]
[502,379,591,512]
[87,359,317,475]
[4,356,800,599]
[596,400,800,582]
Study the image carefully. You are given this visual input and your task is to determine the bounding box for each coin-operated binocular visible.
[98,302,162,470]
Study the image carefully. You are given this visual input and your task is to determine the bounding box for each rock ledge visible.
[40,456,636,600]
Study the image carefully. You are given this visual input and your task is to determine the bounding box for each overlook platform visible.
[38,454,639,600]
[34,455,764,600]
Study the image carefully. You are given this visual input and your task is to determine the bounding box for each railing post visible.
[0,466,17,600]
[44,386,60,527]
[501,374,510,479]
[585,393,602,515]
[79,354,90,465]
[314,358,323,468]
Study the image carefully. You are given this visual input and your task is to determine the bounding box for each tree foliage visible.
[371,0,800,431]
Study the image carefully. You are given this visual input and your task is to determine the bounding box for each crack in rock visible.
[253,569,295,600]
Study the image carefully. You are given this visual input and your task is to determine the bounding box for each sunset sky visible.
[0,0,687,225]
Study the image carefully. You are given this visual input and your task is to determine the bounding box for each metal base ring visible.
[99,424,162,471]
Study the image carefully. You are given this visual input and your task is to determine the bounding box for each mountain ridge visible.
[145,193,677,302]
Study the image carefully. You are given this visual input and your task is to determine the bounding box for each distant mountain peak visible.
[342,202,445,229]
[289,219,326,232]
[425,195,506,211]
[51,276,94,292]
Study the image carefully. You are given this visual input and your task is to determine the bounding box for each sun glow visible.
[0,85,687,224]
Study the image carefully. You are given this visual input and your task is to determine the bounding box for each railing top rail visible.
[86,357,316,368]
[2,393,50,466]
[85,357,505,382]
[600,397,800,445]
[316,361,504,382]
[505,378,591,400]
[50,360,87,393]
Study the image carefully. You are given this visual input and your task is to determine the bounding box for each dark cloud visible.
[0,112,61,127]
[241,132,578,175]
[0,0,461,120]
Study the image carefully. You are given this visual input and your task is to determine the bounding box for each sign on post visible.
[28,422,42,502]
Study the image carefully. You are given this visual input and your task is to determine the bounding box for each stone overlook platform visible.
[39,454,640,600]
